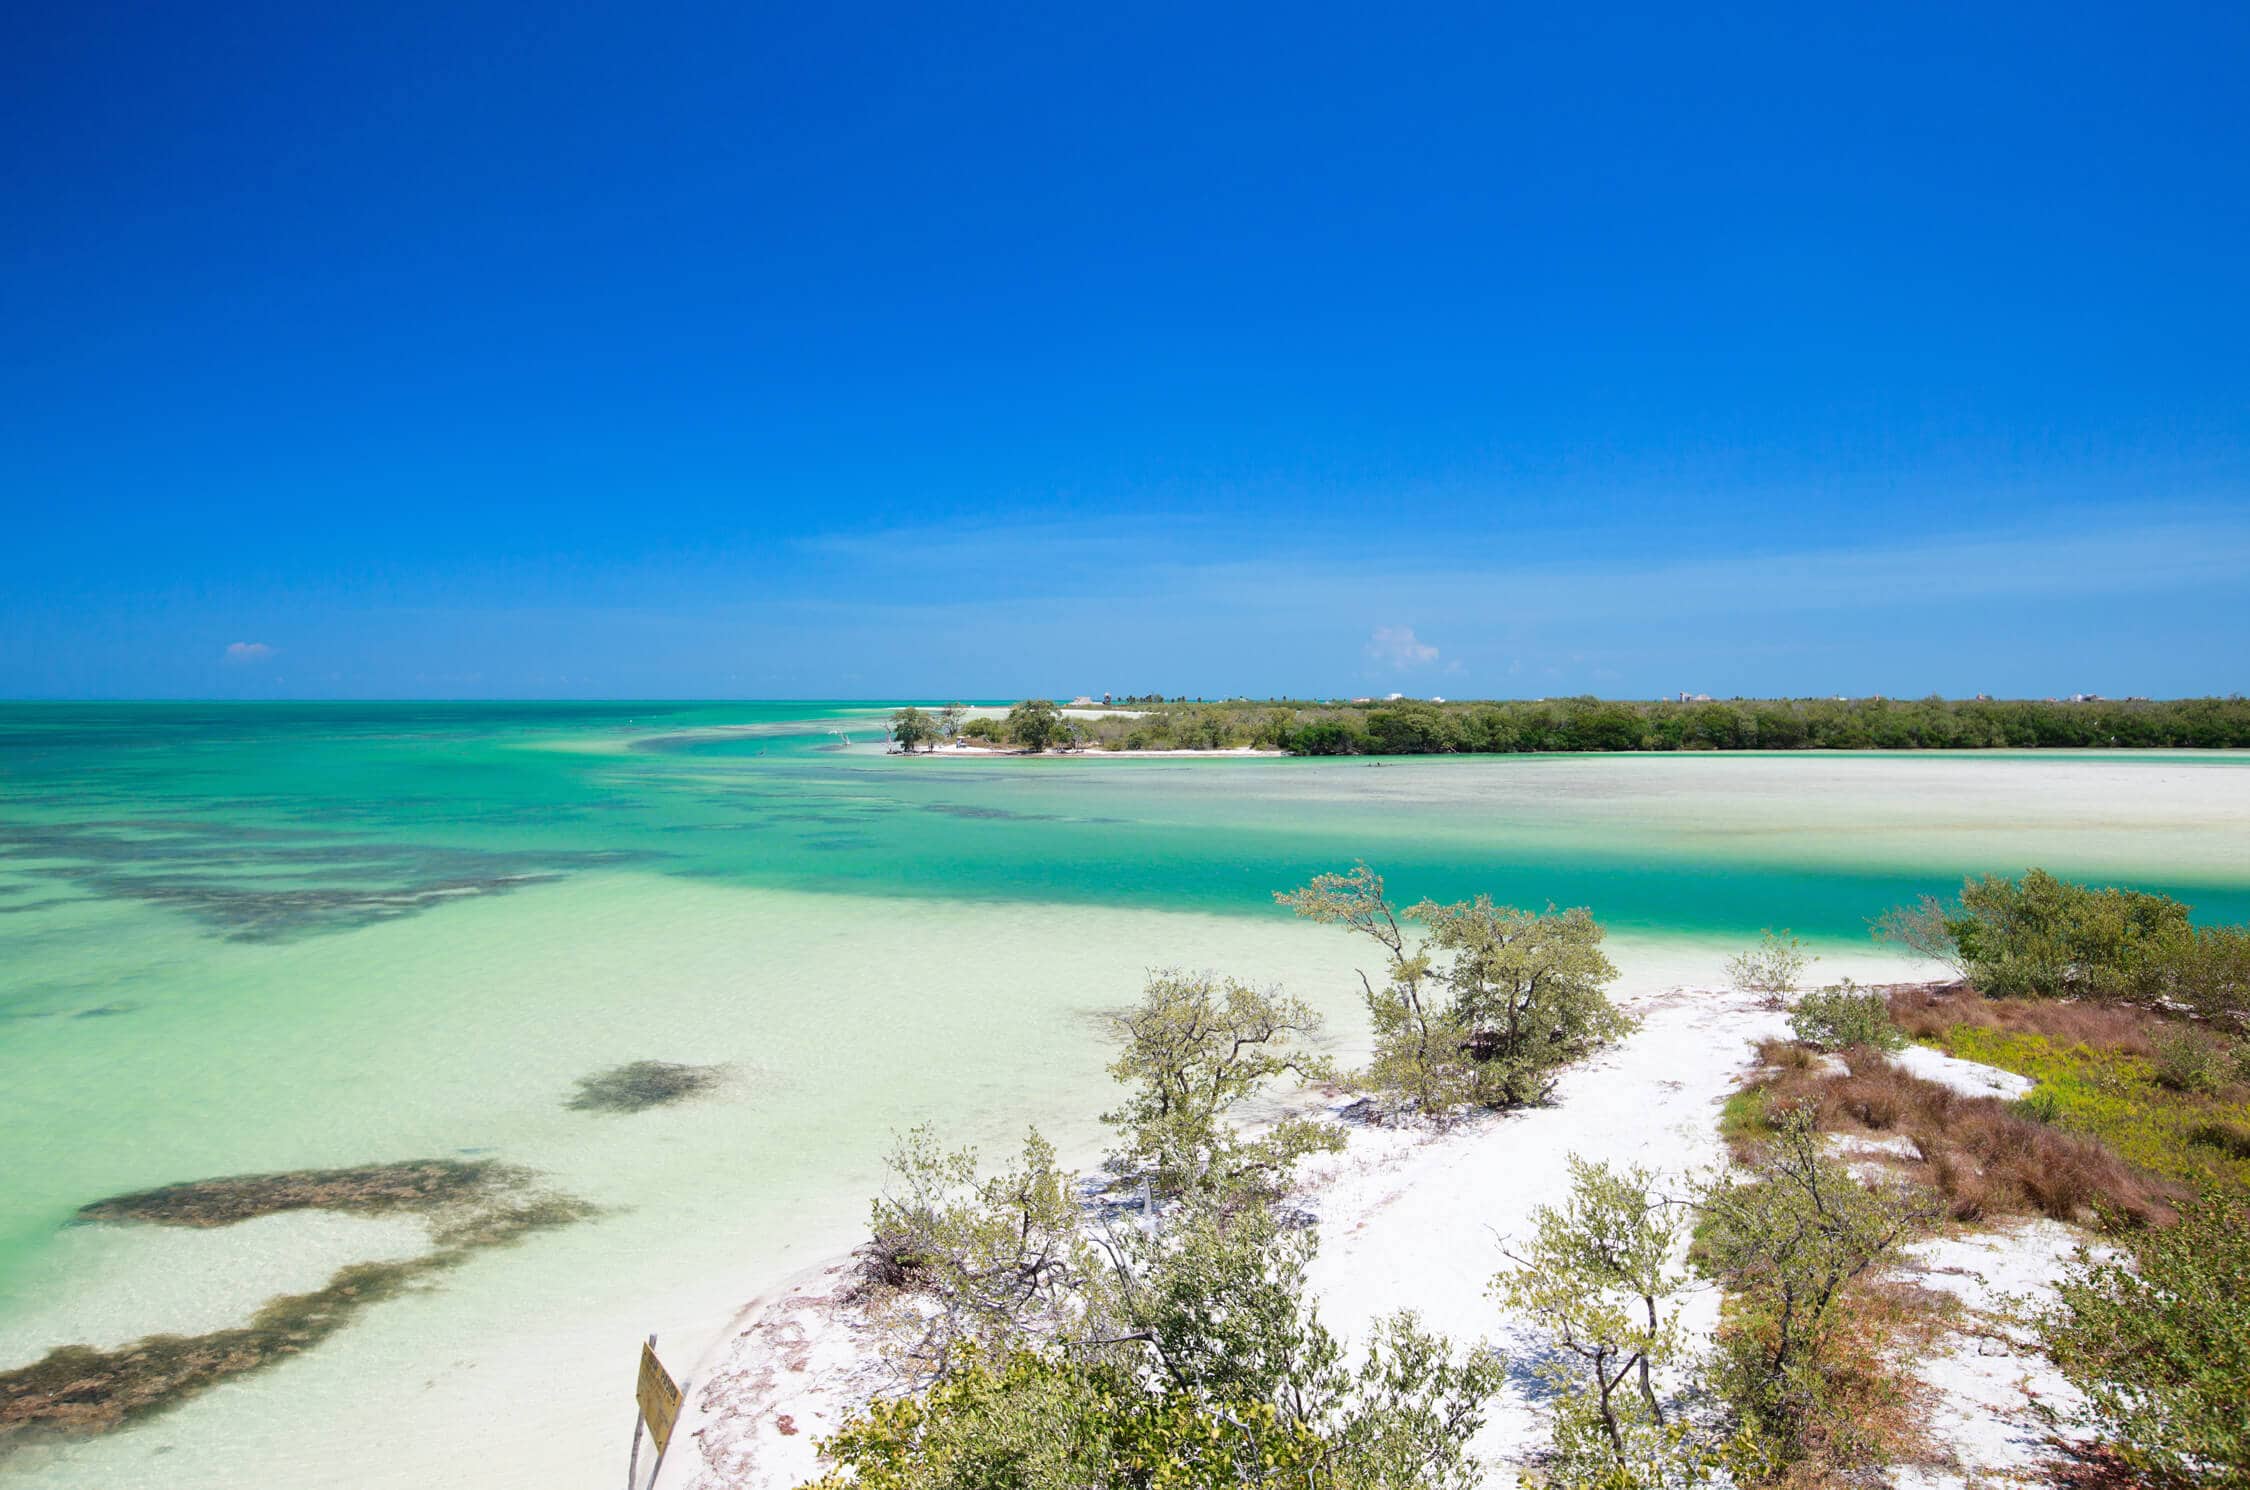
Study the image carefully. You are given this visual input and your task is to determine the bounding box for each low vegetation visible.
[1491,1158,1726,1486]
[1888,984,2250,1200]
[858,1126,1089,1381]
[1696,1110,1930,1481]
[2043,1189,2250,1489]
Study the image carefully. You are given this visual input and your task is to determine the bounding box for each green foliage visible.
[961,715,1005,742]
[1088,1198,1505,1490]
[2042,1189,2250,1489]
[1944,869,2194,1001]
[1694,1110,1924,1465]
[1280,864,1629,1115]
[889,705,940,752]
[1936,1024,2250,1192]
[803,1348,1325,1490]
[1786,980,1905,1053]
[861,1125,1092,1376]
[1101,971,1341,1200]
[1005,699,1067,751]
[1027,696,2250,758]
[818,1194,1503,1490]
[1724,930,1811,999]
[1880,870,2250,1021]
[937,701,967,740]
[1241,696,2250,757]
[1494,1158,1733,1485]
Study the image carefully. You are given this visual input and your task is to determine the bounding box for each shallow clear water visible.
[3,703,2246,1486]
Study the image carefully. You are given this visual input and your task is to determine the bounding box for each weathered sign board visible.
[637,1339,683,1454]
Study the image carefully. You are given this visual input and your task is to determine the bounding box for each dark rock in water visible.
[7,1168,597,1450]
[77,1159,525,1229]
[567,1060,726,1114]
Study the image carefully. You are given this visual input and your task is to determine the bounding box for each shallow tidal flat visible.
[1,704,2246,1489]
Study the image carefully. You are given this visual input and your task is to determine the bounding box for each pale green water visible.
[3,703,2247,1487]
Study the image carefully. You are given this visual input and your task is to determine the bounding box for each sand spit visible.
[667,983,2102,1490]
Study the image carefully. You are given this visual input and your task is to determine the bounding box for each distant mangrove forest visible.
[898,695,2250,755]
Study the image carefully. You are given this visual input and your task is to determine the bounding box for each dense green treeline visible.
[1064,695,2250,755]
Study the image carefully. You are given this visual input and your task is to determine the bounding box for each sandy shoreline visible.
[660,967,2085,1490]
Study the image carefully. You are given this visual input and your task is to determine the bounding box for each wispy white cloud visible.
[224,641,275,663]
[1367,625,1439,669]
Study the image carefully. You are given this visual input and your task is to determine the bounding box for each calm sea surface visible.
[4,702,2247,1487]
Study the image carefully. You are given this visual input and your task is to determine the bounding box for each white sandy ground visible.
[664,989,2092,1490]
[1892,1043,2036,1101]
[1887,1223,2102,1490]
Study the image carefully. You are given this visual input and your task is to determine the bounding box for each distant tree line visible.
[1053,695,2250,755]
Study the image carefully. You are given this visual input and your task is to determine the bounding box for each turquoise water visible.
[3,703,2247,1487]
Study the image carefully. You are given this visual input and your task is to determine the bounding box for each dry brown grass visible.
[1736,1041,2179,1226]
[1884,983,2163,1056]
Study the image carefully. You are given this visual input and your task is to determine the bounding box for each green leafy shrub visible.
[2191,1120,2250,1160]
[2043,1189,2250,1488]
[1492,1158,1754,1487]
[1892,870,2250,1022]
[1725,931,1812,1001]
[1945,870,2190,1001]
[1100,970,1339,1199]
[820,1192,1503,1490]
[1280,864,1630,1114]
[1787,981,1905,1053]
[1694,1110,1927,1474]
[859,1126,1090,1376]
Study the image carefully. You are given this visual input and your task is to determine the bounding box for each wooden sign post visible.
[627,1334,687,1490]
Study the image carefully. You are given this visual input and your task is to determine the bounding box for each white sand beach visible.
[662,945,2079,1490]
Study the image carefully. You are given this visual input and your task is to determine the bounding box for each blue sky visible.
[3,2,2245,699]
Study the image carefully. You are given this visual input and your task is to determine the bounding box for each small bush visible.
[1726,930,1812,1000]
[1696,1110,1927,1475]
[1789,981,1906,1053]
[1280,864,1630,1114]
[2153,1026,2231,1095]
[2043,1189,2250,1488]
